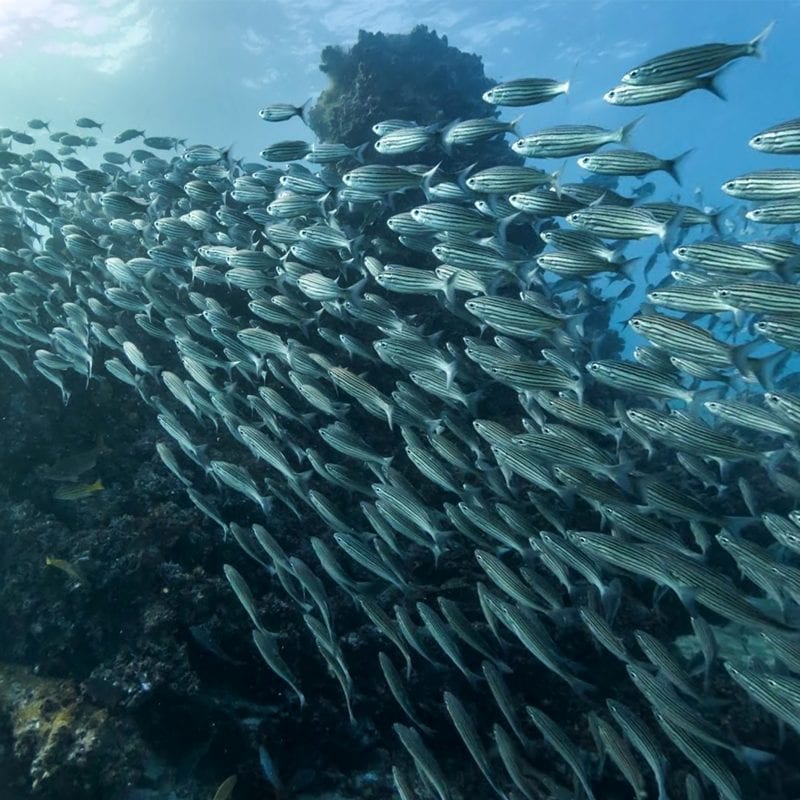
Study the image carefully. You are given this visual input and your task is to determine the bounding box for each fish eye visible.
[753,135,763,144]
[723,181,735,190]
[629,69,638,77]
[717,289,730,297]
[587,363,599,372]
[607,90,616,98]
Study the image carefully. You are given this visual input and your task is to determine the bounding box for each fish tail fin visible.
[750,348,790,391]
[347,276,367,305]
[299,97,313,125]
[443,360,458,390]
[750,20,775,57]
[509,113,524,137]
[422,162,440,199]
[354,142,369,163]
[564,58,580,98]
[565,311,589,340]
[441,268,458,305]
[661,205,687,251]
[738,744,775,771]
[666,149,694,186]
[569,675,594,696]
[551,160,566,198]
[455,161,477,190]
[222,143,236,171]
[707,205,728,234]
[701,68,728,100]
[618,114,645,145]
[731,338,762,381]
[619,256,640,282]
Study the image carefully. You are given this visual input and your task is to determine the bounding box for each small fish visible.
[750,116,800,154]
[75,117,103,129]
[577,148,692,185]
[45,556,87,584]
[258,744,283,795]
[258,99,312,123]
[40,441,105,482]
[53,479,104,500]
[114,128,145,143]
[604,72,726,105]
[483,76,569,106]
[393,724,450,800]
[621,22,774,84]
[513,118,642,158]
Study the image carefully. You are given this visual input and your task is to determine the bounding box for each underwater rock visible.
[309,25,518,168]
[0,663,145,798]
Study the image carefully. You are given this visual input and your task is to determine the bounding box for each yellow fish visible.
[45,556,87,585]
[53,478,104,500]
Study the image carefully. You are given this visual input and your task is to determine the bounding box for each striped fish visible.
[586,360,693,404]
[591,713,648,800]
[443,691,505,798]
[374,125,437,155]
[526,706,597,800]
[578,148,691,184]
[567,206,666,240]
[465,164,553,193]
[722,168,800,199]
[483,76,569,106]
[442,116,521,148]
[621,22,773,84]
[653,710,743,800]
[750,116,800,154]
[604,72,726,105]
[606,699,671,800]
[342,164,426,193]
[512,119,641,158]
[410,203,494,233]
[260,140,311,161]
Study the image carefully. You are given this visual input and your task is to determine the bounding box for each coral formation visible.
[308,25,519,170]
[0,663,145,797]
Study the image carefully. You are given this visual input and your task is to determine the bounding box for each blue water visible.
[2,0,796,211]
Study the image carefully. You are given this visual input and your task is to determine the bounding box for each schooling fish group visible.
[2,20,800,800]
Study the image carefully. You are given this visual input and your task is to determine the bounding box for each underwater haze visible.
[4,2,800,800]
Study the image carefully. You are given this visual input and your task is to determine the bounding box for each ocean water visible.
[2,2,800,800]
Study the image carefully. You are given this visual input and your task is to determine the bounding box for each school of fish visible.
[3,19,800,800]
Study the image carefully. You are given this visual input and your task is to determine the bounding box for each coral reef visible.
[310,26,493,146]
[308,25,518,169]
